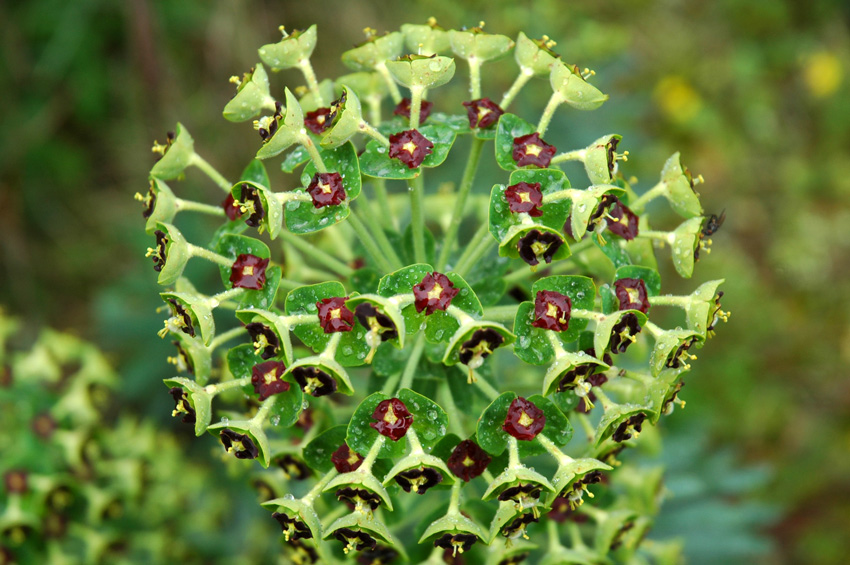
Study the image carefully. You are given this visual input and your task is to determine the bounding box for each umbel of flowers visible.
[141,19,727,564]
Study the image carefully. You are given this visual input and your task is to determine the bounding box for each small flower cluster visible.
[141,20,726,563]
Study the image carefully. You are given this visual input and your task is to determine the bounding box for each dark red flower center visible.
[369,398,413,441]
[512,132,556,168]
[447,439,492,481]
[531,290,572,331]
[614,278,650,313]
[505,181,544,217]
[307,172,347,208]
[503,397,546,441]
[304,107,332,134]
[222,193,243,221]
[462,98,504,129]
[316,296,355,333]
[606,200,639,240]
[412,272,459,315]
[331,443,364,473]
[251,360,290,400]
[388,129,434,169]
[393,98,433,124]
[230,254,270,290]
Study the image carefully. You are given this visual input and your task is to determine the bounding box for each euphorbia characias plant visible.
[141,18,728,564]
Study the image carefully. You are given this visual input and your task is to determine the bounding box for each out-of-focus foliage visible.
[0,308,278,564]
[0,0,847,563]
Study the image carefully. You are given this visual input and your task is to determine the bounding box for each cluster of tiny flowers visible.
[141,19,727,563]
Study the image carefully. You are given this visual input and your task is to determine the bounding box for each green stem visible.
[398,335,425,392]
[448,479,463,515]
[643,320,664,339]
[298,134,327,173]
[190,153,232,192]
[371,179,395,230]
[629,181,666,214]
[278,231,354,277]
[546,331,568,356]
[204,376,251,396]
[573,412,595,441]
[440,381,466,437]
[358,121,390,146]
[298,58,324,106]
[482,304,519,323]
[319,332,343,361]
[353,202,403,270]
[471,371,500,401]
[409,174,427,264]
[638,230,675,244]
[649,294,690,307]
[467,56,482,100]
[375,61,403,103]
[500,67,533,109]
[446,305,475,326]
[208,326,246,351]
[406,427,425,455]
[451,222,490,276]
[361,434,386,471]
[538,433,572,466]
[453,229,493,278]
[571,309,606,323]
[548,519,564,550]
[550,148,587,165]
[208,287,244,308]
[301,469,338,506]
[507,436,521,469]
[175,198,226,216]
[346,209,394,272]
[188,245,232,267]
[436,137,485,271]
[536,92,563,136]
[250,395,278,426]
[409,86,425,130]
[279,278,303,291]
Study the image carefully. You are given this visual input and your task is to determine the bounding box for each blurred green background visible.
[1,0,848,563]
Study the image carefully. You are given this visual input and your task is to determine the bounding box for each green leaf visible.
[154,222,191,286]
[261,496,323,543]
[476,392,517,456]
[255,89,303,160]
[671,217,704,278]
[685,279,725,337]
[303,424,348,473]
[614,265,661,296]
[280,146,311,173]
[593,232,632,269]
[593,310,647,357]
[550,62,608,111]
[283,190,351,234]
[241,159,271,189]
[512,302,555,365]
[494,113,536,171]
[471,276,507,307]
[269,378,304,428]
[223,63,272,122]
[226,343,262,379]
[514,31,558,76]
[449,29,514,62]
[150,123,194,180]
[346,392,407,460]
[397,388,448,448]
[258,24,317,71]
[660,152,703,218]
[385,56,456,90]
[428,112,471,133]
[143,179,177,234]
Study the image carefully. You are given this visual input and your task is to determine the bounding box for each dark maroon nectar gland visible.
[458,328,505,381]
[219,429,259,459]
[393,98,433,124]
[369,398,413,441]
[229,254,270,290]
[222,193,243,221]
[605,199,639,240]
[272,512,312,542]
[245,323,280,359]
[517,229,562,266]
[316,297,355,333]
[412,272,459,315]
[304,107,332,134]
[388,129,434,168]
[147,230,168,272]
[614,278,650,313]
[447,439,492,481]
[307,172,347,208]
[250,360,290,401]
[462,98,504,129]
[239,183,265,227]
[395,466,443,494]
[503,397,546,441]
[292,366,338,397]
[531,290,572,331]
[331,443,364,473]
[512,132,556,168]
[505,181,544,217]
[609,313,642,354]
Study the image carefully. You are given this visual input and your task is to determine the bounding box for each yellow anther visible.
[479,21,486,28]
[229,75,241,86]
[427,16,437,26]
[151,141,168,155]
[278,25,288,36]
[294,85,309,97]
